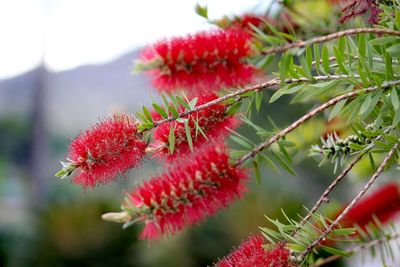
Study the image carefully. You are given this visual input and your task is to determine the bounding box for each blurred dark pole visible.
[29,64,49,207]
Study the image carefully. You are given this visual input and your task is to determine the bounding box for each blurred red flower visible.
[341,182,400,229]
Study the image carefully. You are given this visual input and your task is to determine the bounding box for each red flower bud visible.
[150,94,239,161]
[65,115,147,188]
[216,234,294,267]
[124,145,247,240]
[140,29,256,94]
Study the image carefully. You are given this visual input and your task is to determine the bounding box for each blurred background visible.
[0,0,398,266]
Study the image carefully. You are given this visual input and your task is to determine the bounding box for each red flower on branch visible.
[140,29,256,94]
[65,115,147,188]
[215,234,294,267]
[341,182,400,228]
[218,12,298,35]
[150,94,239,161]
[124,145,247,240]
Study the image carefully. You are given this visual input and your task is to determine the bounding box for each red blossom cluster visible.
[66,115,147,188]
[215,234,294,267]
[141,29,256,94]
[150,94,239,161]
[340,182,400,229]
[217,12,298,35]
[125,145,247,240]
[331,0,381,24]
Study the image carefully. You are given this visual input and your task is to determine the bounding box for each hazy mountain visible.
[0,50,155,134]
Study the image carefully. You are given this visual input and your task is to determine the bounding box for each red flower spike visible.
[215,234,295,267]
[66,115,147,188]
[150,94,239,161]
[125,145,247,240]
[141,29,256,94]
[341,182,400,229]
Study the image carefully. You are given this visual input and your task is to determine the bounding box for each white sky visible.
[0,0,270,79]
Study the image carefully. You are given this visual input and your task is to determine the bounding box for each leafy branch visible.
[300,142,400,260]
[145,75,354,130]
[262,28,400,55]
[310,232,400,267]
[235,80,400,166]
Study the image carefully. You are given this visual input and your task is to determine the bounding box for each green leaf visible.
[331,228,357,236]
[329,99,347,121]
[270,84,305,103]
[333,46,348,74]
[369,37,399,46]
[152,103,168,119]
[385,53,394,80]
[271,151,297,176]
[188,97,198,110]
[255,91,262,112]
[291,80,340,103]
[142,106,153,122]
[279,54,292,82]
[184,120,193,151]
[168,126,175,154]
[226,102,242,116]
[175,96,191,110]
[168,105,180,118]
[253,159,262,185]
[260,153,280,173]
[368,153,376,171]
[387,44,400,58]
[322,46,330,74]
[320,245,352,257]
[194,4,208,19]
[306,46,313,72]
[314,43,320,74]
[393,107,400,127]
[230,135,253,149]
[358,33,366,58]
[287,243,306,253]
[348,142,365,151]
[391,88,399,110]
[360,91,383,119]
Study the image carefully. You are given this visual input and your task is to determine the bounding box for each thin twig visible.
[235,80,400,166]
[262,28,400,55]
[292,152,366,236]
[300,142,400,259]
[293,127,392,236]
[152,75,352,128]
[309,232,400,267]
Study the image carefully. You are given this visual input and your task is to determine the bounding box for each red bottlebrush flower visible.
[66,115,147,188]
[341,182,400,228]
[141,29,256,94]
[215,234,294,267]
[124,145,247,240]
[338,0,381,24]
[150,94,239,161]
